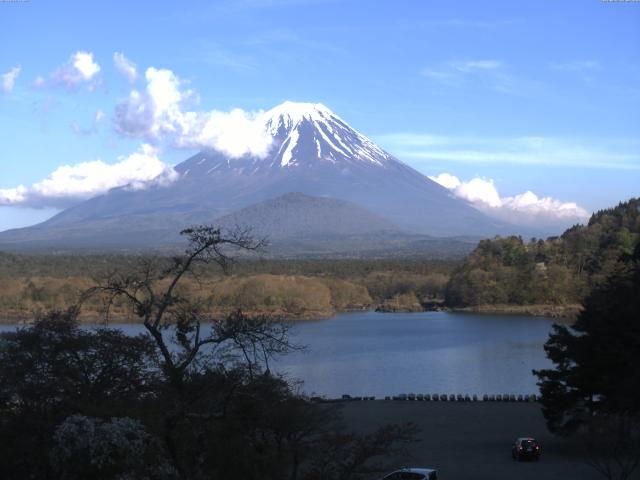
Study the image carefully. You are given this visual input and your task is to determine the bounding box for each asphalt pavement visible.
[341,401,601,480]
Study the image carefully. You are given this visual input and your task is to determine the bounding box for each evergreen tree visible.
[535,242,640,435]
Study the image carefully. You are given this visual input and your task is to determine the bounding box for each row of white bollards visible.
[310,393,539,402]
[385,393,538,402]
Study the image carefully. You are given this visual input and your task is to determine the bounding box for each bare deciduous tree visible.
[74,225,418,480]
[80,225,303,476]
[82,226,291,382]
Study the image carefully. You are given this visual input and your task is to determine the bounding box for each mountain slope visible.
[0,101,513,252]
[215,192,400,240]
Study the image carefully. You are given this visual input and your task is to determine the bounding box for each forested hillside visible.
[445,198,640,308]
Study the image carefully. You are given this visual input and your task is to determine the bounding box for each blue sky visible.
[1,0,639,231]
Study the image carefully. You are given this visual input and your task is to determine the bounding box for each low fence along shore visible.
[312,393,539,403]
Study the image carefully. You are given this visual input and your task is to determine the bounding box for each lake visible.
[0,311,556,398]
[276,311,555,397]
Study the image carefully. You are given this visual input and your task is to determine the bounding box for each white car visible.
[382,467,438,480]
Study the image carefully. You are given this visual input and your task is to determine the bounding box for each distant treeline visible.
[445,198,640,308]
[0,254,457,279]
[0,256,456,321]
[2,198,638,320]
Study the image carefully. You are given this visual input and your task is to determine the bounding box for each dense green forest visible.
[445,198,640,308]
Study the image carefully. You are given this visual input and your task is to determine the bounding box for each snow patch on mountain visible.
[261,101,393,168]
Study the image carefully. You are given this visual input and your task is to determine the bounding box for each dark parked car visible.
[382,467,438,479]
[512,437,541,461]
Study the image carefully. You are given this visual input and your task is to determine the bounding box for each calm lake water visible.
[0,311,556,398]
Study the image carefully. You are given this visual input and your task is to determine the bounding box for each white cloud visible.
[2,65,21,93]
[73,52,100,79]
[453,177,503,208]
[0,185,28,204]
[420,59,524,95]
[0,144,178,208]
[175,108,274,157]
[429,172,460,189]
[113,52,138,83]
[378,133,640,170]
[114,67,187,138]
[452,60,502,72]
[429,173,590,228]
[421,59,513,91]
[420,69,459,85]
[51,51,101,90]
[95,109,105,122]
[114,66,273,158]
[33,75,46,88]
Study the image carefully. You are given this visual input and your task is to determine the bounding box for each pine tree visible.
[535,243,640,435]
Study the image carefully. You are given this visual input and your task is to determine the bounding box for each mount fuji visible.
[0,101,512,253]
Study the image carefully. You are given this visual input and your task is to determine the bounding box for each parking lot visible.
[342,401,600,480]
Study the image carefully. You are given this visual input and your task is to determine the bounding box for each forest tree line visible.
[445,198,640,308]
[1,198,638,320]
[0,256,454,321]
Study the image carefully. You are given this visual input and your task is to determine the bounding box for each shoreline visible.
[0,303,581,325]
[451,303,582,320]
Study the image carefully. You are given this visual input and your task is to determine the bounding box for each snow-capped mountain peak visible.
[0,99,513,250]
[262,101,392,168]
[263,101,336,134]
[177,101,396,174]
